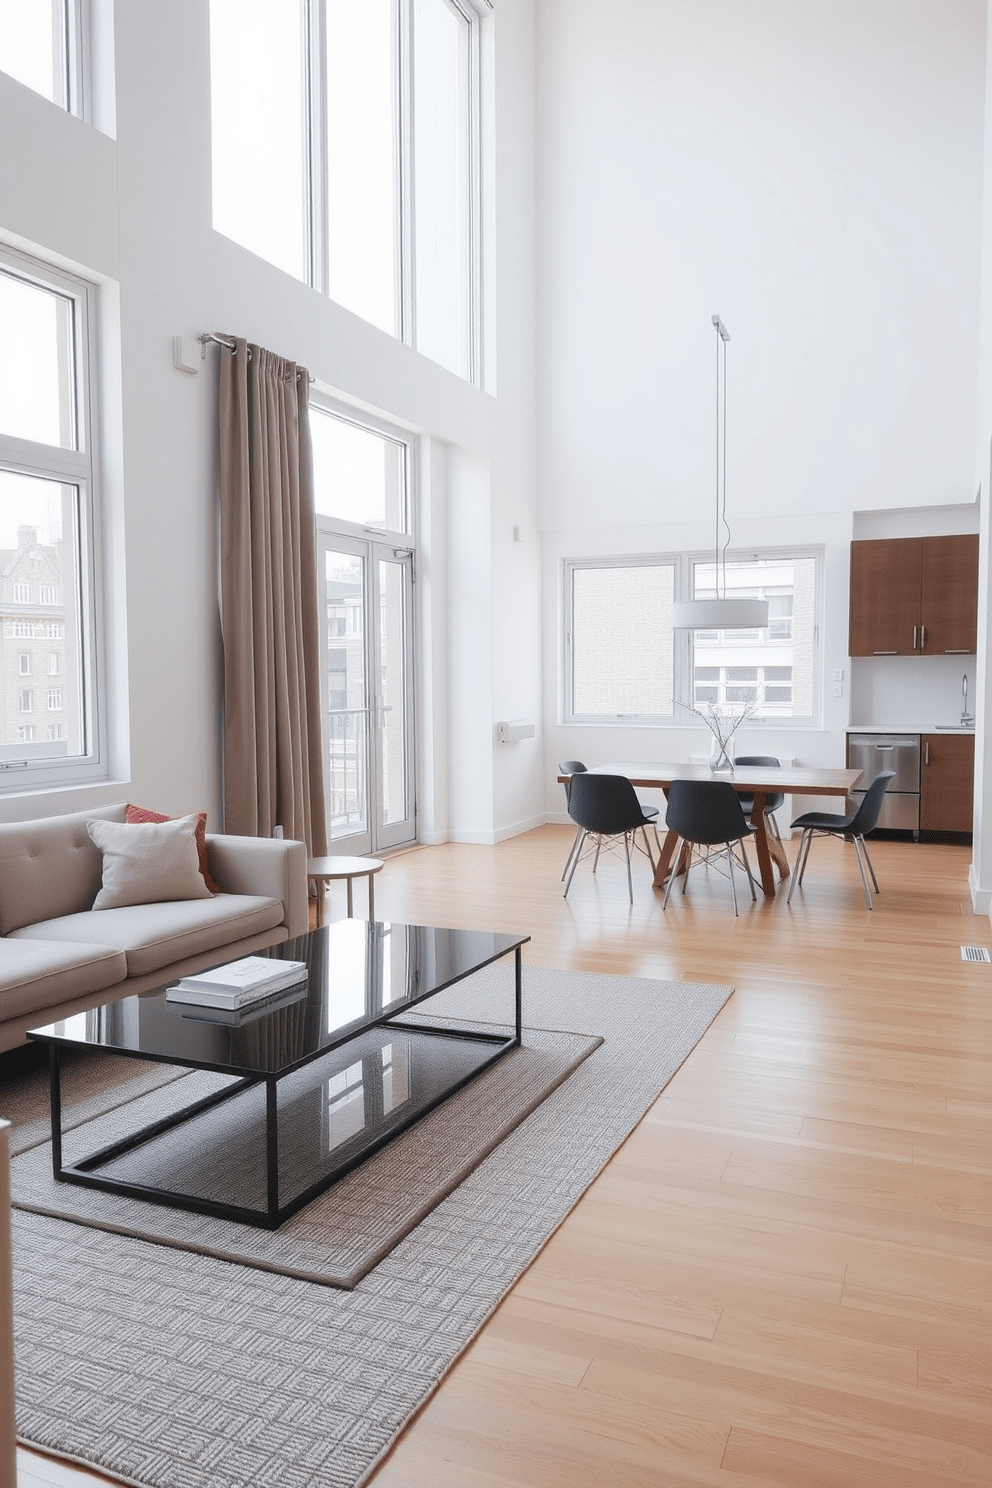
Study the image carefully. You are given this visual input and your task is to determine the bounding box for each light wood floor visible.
[19,826,992,1487]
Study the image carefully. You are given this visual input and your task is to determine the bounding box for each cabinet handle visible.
[945,649,969,654]
[873,650,897,655]
[925,742,930,766]
[913,625,918,650]
[920,624,927,649]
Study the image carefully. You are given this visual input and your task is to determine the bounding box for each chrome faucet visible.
[961,673,974,727]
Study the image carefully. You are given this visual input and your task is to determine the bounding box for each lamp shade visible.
[670,597,770,630]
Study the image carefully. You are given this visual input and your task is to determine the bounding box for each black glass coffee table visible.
[27,921,528,1229]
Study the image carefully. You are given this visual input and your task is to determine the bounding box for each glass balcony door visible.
[318,533,415,854]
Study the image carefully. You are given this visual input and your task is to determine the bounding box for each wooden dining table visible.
[558,761,864,898]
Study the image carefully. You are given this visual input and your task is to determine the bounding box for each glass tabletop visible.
[27,921,528,1077]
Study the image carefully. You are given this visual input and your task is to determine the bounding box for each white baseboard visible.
[494,812,549,843]
[445,813,551,847]
[968,863,991,916]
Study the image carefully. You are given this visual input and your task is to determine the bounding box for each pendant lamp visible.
[671,316,770,630]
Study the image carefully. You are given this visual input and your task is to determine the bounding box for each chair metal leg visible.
[851,835,874,910]
[592,836,602,872]
[662,838,686,909]
[737,841,757,900]
[857,833,881,894]
[623,831,634,905]
[787,829,812,904]
[640,824,656,870]
[561,826,584,882]
[798,829,816,886]
[563,830,588,897]
[726,845,740,916]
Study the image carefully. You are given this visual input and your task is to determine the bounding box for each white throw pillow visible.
[87,814,214,910]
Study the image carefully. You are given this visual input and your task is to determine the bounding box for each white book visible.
[166,956,308,1009]
[175,982,309,1024]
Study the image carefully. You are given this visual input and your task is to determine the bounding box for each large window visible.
[0,0,86,115]
[209,0,484,381]
[0,247,104,787]
[565,552,819,725]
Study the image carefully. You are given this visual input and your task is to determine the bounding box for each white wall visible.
[970,5,992,914]
[536,0,987,812]
[0,0,543,844]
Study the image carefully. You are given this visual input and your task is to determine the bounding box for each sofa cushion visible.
[0,938,127,1021]
[87,815,213,910]
[9,894,286,979]
[125,803,223,894]
[0,804,126,934]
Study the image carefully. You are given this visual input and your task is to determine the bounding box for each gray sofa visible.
[0,804,308,1052]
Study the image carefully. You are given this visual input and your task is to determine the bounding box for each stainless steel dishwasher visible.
[846,733,921,833]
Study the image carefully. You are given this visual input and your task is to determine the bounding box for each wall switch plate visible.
[832,668,845,681]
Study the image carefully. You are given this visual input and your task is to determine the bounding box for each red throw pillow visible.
[124,803,222,894]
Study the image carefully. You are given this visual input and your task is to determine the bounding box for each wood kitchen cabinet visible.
[921,732,974,834]
[850,534,978,657]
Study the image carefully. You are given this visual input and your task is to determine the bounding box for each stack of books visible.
[166,956,308,1013]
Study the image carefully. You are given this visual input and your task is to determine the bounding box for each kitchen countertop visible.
[847,724,976,735]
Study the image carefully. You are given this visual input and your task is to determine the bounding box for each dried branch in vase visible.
[676,697,761,772]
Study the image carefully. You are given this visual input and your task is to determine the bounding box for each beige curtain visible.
[218,337,328,855]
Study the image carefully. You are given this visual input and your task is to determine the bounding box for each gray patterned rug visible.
[7,963,732,1488]
[10,1024,599,1288]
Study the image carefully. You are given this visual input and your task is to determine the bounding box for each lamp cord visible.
[714,320,731,600]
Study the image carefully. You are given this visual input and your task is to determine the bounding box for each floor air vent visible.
[960,945,992,962]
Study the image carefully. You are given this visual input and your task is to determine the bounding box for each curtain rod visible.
[199,332,314,381]
[199,332,238,353]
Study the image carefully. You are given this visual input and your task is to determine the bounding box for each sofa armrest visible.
[205,835,309,939]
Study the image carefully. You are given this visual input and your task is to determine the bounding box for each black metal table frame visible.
[37,941,524,1231]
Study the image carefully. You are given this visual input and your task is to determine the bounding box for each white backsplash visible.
[850,654,976,729]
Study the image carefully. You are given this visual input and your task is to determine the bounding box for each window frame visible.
[563,547,823,729]
[0,0,92,120]
[308,391,415,542]
[210,0,486,384]
[0,243,107,791]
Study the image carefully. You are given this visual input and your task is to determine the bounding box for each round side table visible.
[307,856,385,924]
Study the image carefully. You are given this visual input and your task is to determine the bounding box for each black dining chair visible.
[563,772,657,905]
[558,760,588,882]
[787,771,895,911]
[558,761,659,882]
[661,779,758,917]
[733,754,785,847]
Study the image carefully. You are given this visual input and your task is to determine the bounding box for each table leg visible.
[748,791,790,897]
[346,877,354,918]
[49,1043,63,1176]
[265,1078,279,1223]
[513,945,523,1046]
[652,828,681,890]
[368,874,375,921]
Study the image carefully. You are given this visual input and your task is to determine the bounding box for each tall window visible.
[0,246,104,786]
[0,0,85,115]
[209,0,484,381]
[310,399,416,854]
[565,552,819,725]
